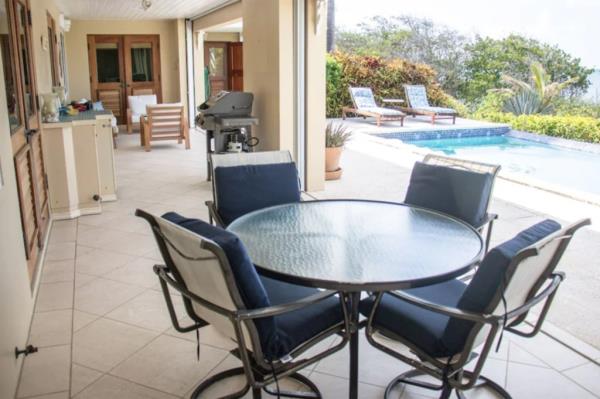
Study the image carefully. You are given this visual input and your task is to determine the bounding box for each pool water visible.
[404,134,600,196]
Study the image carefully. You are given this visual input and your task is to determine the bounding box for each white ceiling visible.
[54,0,233,20]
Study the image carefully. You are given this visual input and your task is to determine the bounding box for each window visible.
[0,0,23,133]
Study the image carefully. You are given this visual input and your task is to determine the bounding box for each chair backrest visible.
[210,151,301,226]
[422,154,501,225]
[137,209,289,361]
[127,94,157,116]
[349,87,378,109]
[404,161,496,228]
[403,84,430,108]
[146,103,185,137]
[441,218,589,356]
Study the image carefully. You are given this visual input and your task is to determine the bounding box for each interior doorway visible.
[87,34,162,124]
[204,40,243,97]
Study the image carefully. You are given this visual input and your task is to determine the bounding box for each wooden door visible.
[227,42,243,91]
[123,34,161,100]
[6,0,49,279]
[204,42,228,96]
[88,35,126,123]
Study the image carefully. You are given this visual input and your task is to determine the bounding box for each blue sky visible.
[335,0,599,69]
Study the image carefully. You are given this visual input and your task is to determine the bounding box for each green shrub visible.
[326,52,462,117]
[477,112,600,143]
[555,99,600,119]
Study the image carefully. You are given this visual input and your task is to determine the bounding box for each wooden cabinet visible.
[41,113,117,219]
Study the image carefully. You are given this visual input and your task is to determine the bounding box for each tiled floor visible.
[16,131,600,398]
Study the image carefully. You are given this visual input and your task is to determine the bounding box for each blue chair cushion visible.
[404,162,494,228]
[361,219,561,358]
[261,276,344,355]
[214,162,301,226]
[162,212,342,361]
[359,279,467,358]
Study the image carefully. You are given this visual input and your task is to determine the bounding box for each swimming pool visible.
[403,134,600,196]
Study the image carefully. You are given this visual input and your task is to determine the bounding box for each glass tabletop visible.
[228,200,484,291]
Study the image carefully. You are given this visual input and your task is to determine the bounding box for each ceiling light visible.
[141,0,152,11]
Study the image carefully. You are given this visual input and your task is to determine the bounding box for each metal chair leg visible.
[384,369,511,399]
[190,367,250,399]
[191,367,322,399]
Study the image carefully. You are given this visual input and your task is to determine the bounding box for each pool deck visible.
[331,116,510,139]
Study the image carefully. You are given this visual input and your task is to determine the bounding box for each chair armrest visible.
[205,200,226,227]
[385,290,495,324]
[385,273,564,326]
[237,290,342,320]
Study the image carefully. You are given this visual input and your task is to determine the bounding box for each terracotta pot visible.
[325,146,343,172]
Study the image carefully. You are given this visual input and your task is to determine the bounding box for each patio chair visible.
[401,84,457,125]
[206,151,301,227]
[135,209,349,398]
[141,103,190,152]
[404,156,501,252]
[360,218,590,399]
[126,94,157,133]
[342,87,406,127]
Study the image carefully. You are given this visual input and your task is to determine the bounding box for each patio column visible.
[243,0,326,190]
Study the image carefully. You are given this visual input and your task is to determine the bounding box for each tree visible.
[495,62,579,114]
[336,16,470,97]
[461,35,593,102]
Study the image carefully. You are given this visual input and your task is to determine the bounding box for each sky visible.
[335,0,599,69]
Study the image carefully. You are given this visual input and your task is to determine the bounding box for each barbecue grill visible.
[196,91,259,179]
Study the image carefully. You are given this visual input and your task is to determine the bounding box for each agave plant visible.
[325,122,352,148]
[495,62,578,115]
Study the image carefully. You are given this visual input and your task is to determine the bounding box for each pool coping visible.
[358,132,600,207]
[507,130,600,155]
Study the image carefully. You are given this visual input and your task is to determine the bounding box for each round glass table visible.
[228,200,483,398]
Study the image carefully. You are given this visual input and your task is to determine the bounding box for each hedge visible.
[476,111,600,143]
[326,52,467,118]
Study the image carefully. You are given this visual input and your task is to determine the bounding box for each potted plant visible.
[325,122,352,180]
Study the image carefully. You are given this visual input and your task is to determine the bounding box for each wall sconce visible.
[315,0,327,34]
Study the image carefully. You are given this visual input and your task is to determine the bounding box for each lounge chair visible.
[342,87,406,127]
[402,84,457,124]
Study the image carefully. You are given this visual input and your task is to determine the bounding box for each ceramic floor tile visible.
[73,318,157,372]
[103,256,162,288]
[72,310,100,332]
[563,362,600,396]
[71,363,103,396]
[28,309,72,348]
[23,392,69,399]
[74,272,98,289]
[76,226,131,249]
[308,371,386,399]
[110,334,229,396]
[506,362,596,399]
[102,232,158,257]
[73,375,178,399]
[35,281,74,312]
[75,248,135,276]
[16,345,71,398]
[105,289,184,332]
[74,277,145,315]
[48,224,78,244]
[40,260,75,283]
[510,333,589,371]
[45,242,76,261]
